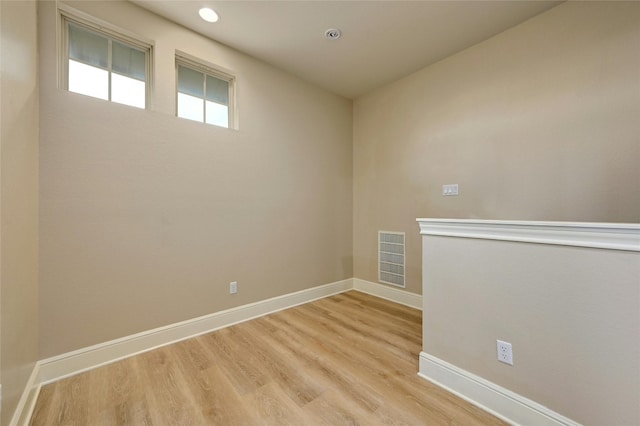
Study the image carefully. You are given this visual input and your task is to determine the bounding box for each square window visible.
[176,59,235,129]
[62,14,151,109]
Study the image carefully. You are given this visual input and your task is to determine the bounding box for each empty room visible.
[1,0,639,425]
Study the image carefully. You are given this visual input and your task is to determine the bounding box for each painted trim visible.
[9,363,41,426]
[37,277,421,386]
[352,278,422,310]
[416,219,640,252]
[17,277,586,426]
[418,352,581,426]
[39,279,353,384]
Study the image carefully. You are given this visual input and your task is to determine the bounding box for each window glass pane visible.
[68,23,108,69]
[205,101,229,128]
[178,93,204,122]
[178,65,204,98]
[112,41,146,81]
[112,73,145,109]
[68,59,108,100]
[206,75,229,105]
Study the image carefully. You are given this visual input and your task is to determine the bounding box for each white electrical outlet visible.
[497,340,513,365]
[229,281,238,294]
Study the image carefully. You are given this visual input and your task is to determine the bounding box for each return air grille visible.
[378,231,405,287]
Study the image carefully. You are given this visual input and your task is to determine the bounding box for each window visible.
[176,57,235,129]
[62,11,151,109]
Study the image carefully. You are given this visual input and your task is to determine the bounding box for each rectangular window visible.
[61,10,151,109]
[176,56,235,129]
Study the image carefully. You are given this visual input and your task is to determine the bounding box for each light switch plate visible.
[442,184,459,196]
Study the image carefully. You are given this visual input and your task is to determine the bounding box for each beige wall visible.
[30,2,640,422]
[353,1,640,294]
[0,0,40,423]
[421,234,640,425]
[39,0,353,358]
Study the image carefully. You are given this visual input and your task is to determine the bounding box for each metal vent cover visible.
[378,231,405,287]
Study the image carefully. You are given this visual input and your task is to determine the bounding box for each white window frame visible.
[175,52,237,130]
[58,4,154,109]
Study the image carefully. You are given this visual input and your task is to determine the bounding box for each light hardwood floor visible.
[31,291,507,425]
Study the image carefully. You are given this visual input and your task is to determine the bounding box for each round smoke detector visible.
[325,28,342,40]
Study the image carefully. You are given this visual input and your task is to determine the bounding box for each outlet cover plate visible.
[497,340,513,365]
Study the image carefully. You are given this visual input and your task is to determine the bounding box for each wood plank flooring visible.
[30,291,507,425]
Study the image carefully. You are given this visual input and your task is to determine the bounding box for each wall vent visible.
[378,231,405,287]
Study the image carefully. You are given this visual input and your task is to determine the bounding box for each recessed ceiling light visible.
[199,7,219,23]
[325,29,342,40]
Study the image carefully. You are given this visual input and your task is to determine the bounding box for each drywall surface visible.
[39,0,352,358]
[421,233,640,425]
[353,1,640,294]
[0,0,40,423]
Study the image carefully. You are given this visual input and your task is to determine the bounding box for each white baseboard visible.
[9,362,41,426]
[17,279,582,426]
[39,278,353,385]
[352,278,422,310]
[418,352,581,426]
[37,278,421,386]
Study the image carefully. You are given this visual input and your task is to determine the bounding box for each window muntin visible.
[64,19,150,109]
[176,60,234,129]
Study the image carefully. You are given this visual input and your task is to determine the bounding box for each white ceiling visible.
[132,0,562,99]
